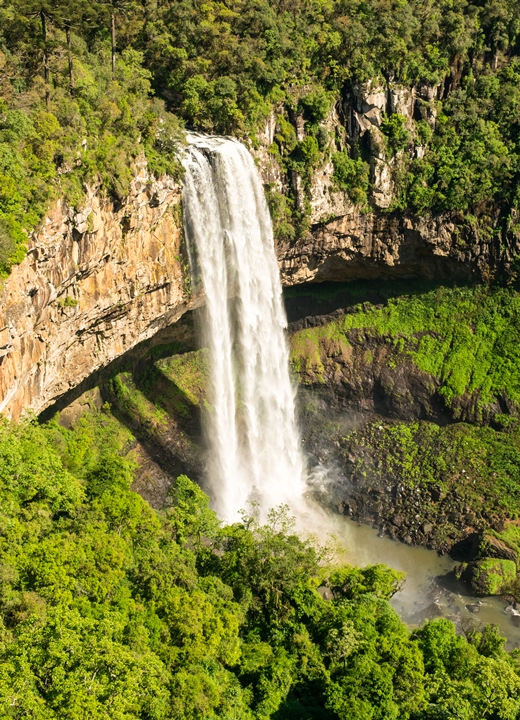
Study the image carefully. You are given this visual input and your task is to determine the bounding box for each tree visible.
[96,0,138,80]
[52,0,95,92]
[12,0,56,106]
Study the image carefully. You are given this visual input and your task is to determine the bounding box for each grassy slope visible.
[288,281,520,563]
[342,418,520,518]
[290,283,520,416]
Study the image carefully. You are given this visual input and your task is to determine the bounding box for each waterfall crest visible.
[182,135,305,522]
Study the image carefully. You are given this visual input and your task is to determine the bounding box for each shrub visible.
[380,113,410,155]
[299,88,333,122]
[332,151,370,205]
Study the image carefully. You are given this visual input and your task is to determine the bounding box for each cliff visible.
[0,159,190,420]
[1,80,518,419]
[271,81,518,285]
[278,210,499,286]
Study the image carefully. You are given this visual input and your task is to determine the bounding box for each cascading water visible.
[182,135,305,522]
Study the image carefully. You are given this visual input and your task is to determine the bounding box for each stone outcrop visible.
[343,80,438,209]
[278,211,498,286]
[260,80,516,287]
[0,159,193,420]
[455,559,517,596]
[286,289,512,427]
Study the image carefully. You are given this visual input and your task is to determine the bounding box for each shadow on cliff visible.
[104,360,205,485]
[39,310,206,502]
[39,309,198,421]
[284,277,466,330]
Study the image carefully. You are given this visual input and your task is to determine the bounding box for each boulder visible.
[480,534,518,564]
[429,485,445,502]
[456,558,517,596]
[392,514,404,527]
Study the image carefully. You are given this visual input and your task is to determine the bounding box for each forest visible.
[1,0,520,270]
[2,409,520,719]
[3,0,520,717]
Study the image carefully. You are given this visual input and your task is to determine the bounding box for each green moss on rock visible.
[459,558,517,596]
[290,283,520,417]
[342,420,520,520]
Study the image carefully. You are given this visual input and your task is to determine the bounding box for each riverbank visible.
[288,280,520,599]
[301,393,520,599]
[323,510,520,650]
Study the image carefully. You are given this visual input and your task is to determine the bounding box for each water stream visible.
[181,134,520,646]
[324,512,520,649]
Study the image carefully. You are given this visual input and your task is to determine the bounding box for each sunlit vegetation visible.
[2,0,520,709]
[0,408,520,718]
[0,1,184,275]
[331,152,370,206]
[343,419,520,519]
[108,347,208,423]
[290,284,520,413]
[1,0,520,270]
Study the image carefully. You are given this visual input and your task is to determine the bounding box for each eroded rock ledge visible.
[0,191,511,420]
[278,211,506,286]
[0,160,190,420]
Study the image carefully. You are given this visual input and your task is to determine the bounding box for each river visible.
[318,507,520,648]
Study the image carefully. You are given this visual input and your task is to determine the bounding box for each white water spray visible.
[182,135,305,522]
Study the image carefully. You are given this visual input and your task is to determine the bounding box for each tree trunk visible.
[111,12,116,81]
[66,26,75,92]
[40,9,50,108]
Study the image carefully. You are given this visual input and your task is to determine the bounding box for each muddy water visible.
[314,507,520,649]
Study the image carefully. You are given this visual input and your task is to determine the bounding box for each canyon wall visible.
[1,81,518,419]
[271,81,517,285]
[0,159,191,420]
[278,210,499,286]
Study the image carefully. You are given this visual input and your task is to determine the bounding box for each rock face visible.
[0,159,192,420]
[1,77,518,419]
[259,80,516,287]
[278,211,500,286]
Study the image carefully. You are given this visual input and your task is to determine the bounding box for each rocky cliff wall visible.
[278,211,497,285]
[0,159,191,420]
[269,80,516,285]
[1,78,518,420]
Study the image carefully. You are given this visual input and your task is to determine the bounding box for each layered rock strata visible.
[278,211,504,286]
[0,160,191,420]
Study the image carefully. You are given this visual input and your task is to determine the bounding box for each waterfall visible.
[182,135,305,522]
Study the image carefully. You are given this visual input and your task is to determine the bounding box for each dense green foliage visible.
[2,408,520,718]
[405,59,520,217]
[2,0,520,269]
[290,283,520,414]
[0,1,184,274]
[331,152,370,206]
[3,1,520,711]
[464,558,517,595]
